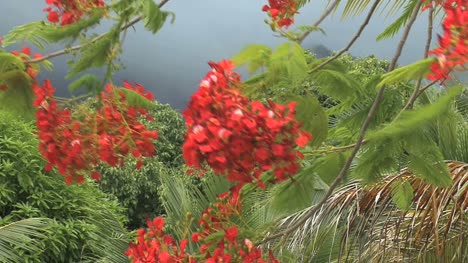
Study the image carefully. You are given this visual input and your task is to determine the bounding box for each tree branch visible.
[259,0,423,245]
[297,0,341,44]
[308,0,381,74]
[25,0,171,64]
[402,7,434,111]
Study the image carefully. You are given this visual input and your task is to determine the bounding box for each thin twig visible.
[308,0,381,74]
[25,0,171,64]
[417,79,439,95]
[297,0,341,44]
[259,0,423,245]
[401,6,434,111]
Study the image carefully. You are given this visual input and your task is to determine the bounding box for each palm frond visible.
[263,161,467,262]
[0,218,51,263]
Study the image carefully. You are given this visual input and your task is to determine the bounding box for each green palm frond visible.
[263,161,467,262]
[79,207,130,263]
[0,218,51,263]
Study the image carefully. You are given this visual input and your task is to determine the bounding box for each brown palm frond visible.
[264,161,467,262]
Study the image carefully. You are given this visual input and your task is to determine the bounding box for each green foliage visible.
[0,113,129,262]
[67,34,115,79]
[311,152,348,185]
[0,218,51,262]
[231,44,272,74]
[376,0,420,41]
[97,159,176,230]
[0,50,36,120]
[378,58,433,87]
[115,87,155,110]
[289,94,328,147]
[354,86,463,185]
[0,72,35,121]
[268,167,328,215]
[68,74,102,93]
[146,103,186,167]
[232,42,309,101]
[391,179,414,210]
[1,11,104,49]
[367,86,463,142]
[141,0,172,34]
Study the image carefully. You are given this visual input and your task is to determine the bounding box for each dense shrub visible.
[0,112,129,263]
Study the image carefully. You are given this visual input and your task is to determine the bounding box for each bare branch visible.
[400,7,434,111]
[297,0,341,44]
[308,0,381,74]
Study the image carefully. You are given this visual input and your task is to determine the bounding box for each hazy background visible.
[0,1,462,111]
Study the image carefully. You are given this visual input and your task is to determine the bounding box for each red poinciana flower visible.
[262,0,298,28]
[424,0,467,82]
[183,60,312,188]
[33,80,158,184]
[43,0,106,25]
[126,217,193,263]
[127,191,280,263]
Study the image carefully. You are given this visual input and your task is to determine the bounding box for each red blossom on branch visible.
[33,80,158,184]
[127,190,280,263]
[183,60,312,188]
[43,0,106,25]
[424,0,467,82]
[126,217,193,263]
[262,0,298,28]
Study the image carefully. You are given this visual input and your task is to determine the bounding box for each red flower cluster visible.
[425,0,467,81]
[127,190,280,263]
[33,80,158,184]
[44,0,106,25]
[126,217,193,263]
[0,46,42,91]
[183,60,312,188]
[194,190,279,263]
[262,0,298,28]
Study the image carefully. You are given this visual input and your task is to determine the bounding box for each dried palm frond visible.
[264,161,467,262]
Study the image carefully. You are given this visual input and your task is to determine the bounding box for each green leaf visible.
[0,53,26,73]
[290,94,328,147]
[142,0,169,34]
[0,70,35,120]
[313,152,347,185]
[68,74,101,93]
[376,0,419,41]
[116,88,155,110]
[269,167,328,215]
[367,85,463,142]
[353,137,403,183]
[2,11,103,48]
[67,35,114,78]
[270,42,308,83]
[405,134,453,187]
[391,179,414,210]
[231,44,272,74]
[378,58,434,87]
[407,150,452,187]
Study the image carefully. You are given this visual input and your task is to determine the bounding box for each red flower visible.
[262,0,298,28]
[425,0,467,82]
[43,0,106,25]
[47,11,59,23]
[183,60,312,187]
[33,80,158,184]
[224,227,238,242]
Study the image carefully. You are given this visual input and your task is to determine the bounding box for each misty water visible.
[0,1,463,110]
